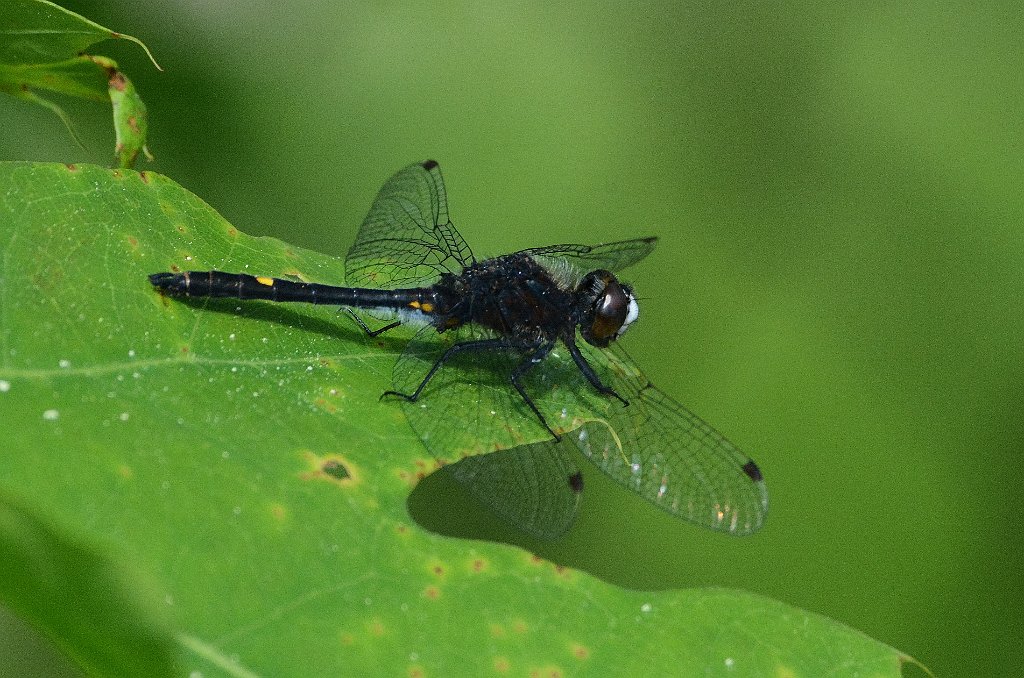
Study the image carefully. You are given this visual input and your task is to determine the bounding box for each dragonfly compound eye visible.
[579,271,636,347]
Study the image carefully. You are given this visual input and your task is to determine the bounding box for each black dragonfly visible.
[150,161,768,539]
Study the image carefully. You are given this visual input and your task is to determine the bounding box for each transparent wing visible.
[345,160,474,289]
[519,237,657,282]
[450,442,582,540]
[570,342,768,535]
[391,323,611,539]
[390,322,765,536]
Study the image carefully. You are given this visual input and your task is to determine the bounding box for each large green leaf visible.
[0,162,919,676]
[0,491,175,677]
[0,0,158,167]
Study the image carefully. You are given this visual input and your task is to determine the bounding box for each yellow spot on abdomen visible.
[408,300,435,313]
[256,276,274,286]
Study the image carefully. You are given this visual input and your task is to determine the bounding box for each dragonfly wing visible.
[450,441,582,540]
[568,341,768,535]
[345,160,474,289]
[519,237,657,283]
[392,323,604,538]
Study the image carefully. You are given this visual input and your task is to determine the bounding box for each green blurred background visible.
[3,2,1020,676]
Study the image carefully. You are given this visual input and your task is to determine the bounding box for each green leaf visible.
[0,0,158,167]
[0,0,158,65]
[0,162,920,676]
[0,491,175,677]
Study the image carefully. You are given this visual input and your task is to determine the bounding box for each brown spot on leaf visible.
[139,171,150,184]
[470,558,488,573]
[570,644,590,660]
[65,163,77,171]
[397,458,443,488]
[300,452,360,487]
[126,235,139,249]
[169,264,181,272]
[127,115,139,133]
[109,71,126,91]
[493,657,510,673]
[322,459,349,480]
[227,226,238,237]
[313,397,338,414]
[339,632,355,646]
[367,618,385,636]
[511,619,528,634]
[407,666,424,678]
[422,586,440,600]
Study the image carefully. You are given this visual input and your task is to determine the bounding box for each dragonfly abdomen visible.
[149,271,437,311]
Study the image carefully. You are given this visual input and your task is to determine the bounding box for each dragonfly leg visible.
[345,308,400,337]
[382,338,512,402]
[510,342,560,441]
[565,337,629,407]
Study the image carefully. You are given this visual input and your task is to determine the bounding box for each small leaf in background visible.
[0,0,159,167]
[0,161,925,676]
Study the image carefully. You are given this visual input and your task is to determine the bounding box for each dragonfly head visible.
[576,270,639,348]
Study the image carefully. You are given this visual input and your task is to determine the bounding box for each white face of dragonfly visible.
[616,292,639,338]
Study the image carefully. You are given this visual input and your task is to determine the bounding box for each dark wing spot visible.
[422,159,439,170]
[741,460,763,482]
[567,471,584,494]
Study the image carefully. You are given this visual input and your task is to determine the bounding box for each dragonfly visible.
[150,160,768,539]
